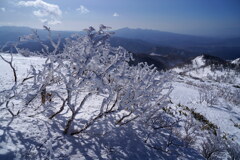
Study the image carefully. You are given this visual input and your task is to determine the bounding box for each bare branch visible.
[0,54,17,84]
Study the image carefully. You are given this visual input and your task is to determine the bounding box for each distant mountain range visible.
[113,28,240,60]
[114,27,217,47]
[0,26,240,62]
[0,26,82,46]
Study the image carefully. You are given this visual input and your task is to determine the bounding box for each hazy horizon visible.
[0,0,240,38]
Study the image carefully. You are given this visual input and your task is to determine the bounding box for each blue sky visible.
[0,0,240,37]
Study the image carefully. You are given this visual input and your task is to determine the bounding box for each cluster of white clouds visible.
[76,5,119,17]
[18,0,62,25]
[76,5,89,14]
[17,0,119,26]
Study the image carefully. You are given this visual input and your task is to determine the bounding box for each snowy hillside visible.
[232,58,240,65]
[192,55,205,68]
[0,52,205,159]
[0,53,46,90]
[173,55,240,85]
[170,75,240,142]
[1,52,239,159]
[171,55,240,145]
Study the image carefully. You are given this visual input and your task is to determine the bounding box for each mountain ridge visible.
[1,26,240,60]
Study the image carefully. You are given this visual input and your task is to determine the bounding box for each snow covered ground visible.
[0,53,239,159]
[171,55,240,144]
[192,55,205,68]
[0,53,46,90]
[173,56,240,85]
[170,79,240,143]
[231,58,240,65]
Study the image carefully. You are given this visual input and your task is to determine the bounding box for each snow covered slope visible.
[232,58,240,65]
[170,78,240,142]
[0,53,206,160]
[173,55,240,85]
[0,53,46,90]
[171,55,240,146]
[192,55,205,68]
[1,53,239,160]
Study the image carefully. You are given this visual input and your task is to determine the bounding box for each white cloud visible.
[40,18,61,25]
[76,5,89,14]
[18,0,62,25]
[33,10,49,17]
[1,8,6,12]
[113,12,119,17]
